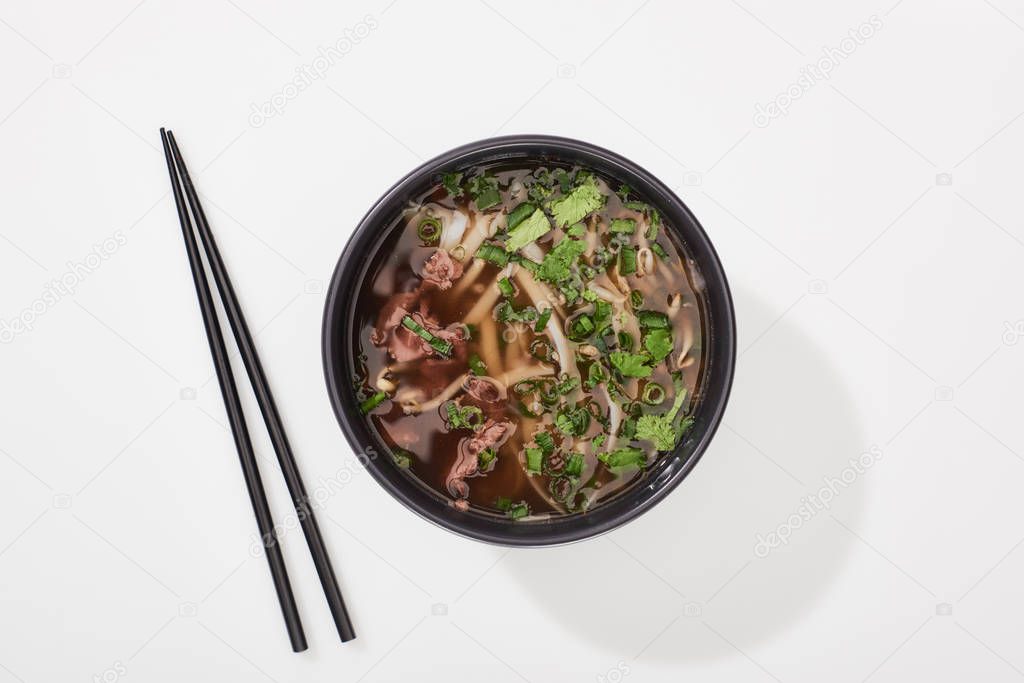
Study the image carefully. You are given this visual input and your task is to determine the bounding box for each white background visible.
[1,0,1023,681]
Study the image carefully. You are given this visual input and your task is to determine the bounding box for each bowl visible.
[323,135,735,546]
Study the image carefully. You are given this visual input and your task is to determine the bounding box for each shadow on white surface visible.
[505,286,868,662]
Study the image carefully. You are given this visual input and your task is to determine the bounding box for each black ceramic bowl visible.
[323,135,735,547]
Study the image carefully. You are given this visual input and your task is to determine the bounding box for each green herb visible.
[538,237,586,283]
[468,175,501,211]
[593,300,612,329]
[525,447,543,473]
[610,218,636,234]
[468,354,488,376]
[359,391,388,414]
[535,431,555,455]
[592,434,607,448]
[478,447,497,469]
[554,168,572,192]
[417,217,442,244]
[446,402,483,431]
[584,362,608,390]
[476,243,509,267]
[392,449,412,468]
[646,208,661,240]
[504,208,551,252]
[506,202,536,230]
[642,382,666,405]
[616,184,631,201]
[508,502,530,520]
[568,313,595,341]
[442,172,463,197]
[566,223,586,238]
[618,246,637,275]
[564,452,584,477]
[556,374,580,395]
[548,176,605,227]
[598,446,647,470]
[609,351,653,378]
[496,301,539,324]
[401,315,452,357]
[534,307,552,332]
[637,309,670,329]
[555,405,591,437]
[644,328,674,361]
[636,387,690,451]
[498,277,515,298]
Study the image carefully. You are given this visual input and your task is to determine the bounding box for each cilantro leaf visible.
[505,208,551,252]
[598,447,646,469]
[442,172,463,197]
[635,388,690,451]
[538,238,586,283]
[548,176,605,227]
[643,328,673,361]
[467,175,501,210]
[609,351,653,378]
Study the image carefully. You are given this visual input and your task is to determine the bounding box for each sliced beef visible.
[422,249,463,290]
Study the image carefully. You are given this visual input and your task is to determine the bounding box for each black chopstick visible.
[160,129,308,652]
[166,131,356,643]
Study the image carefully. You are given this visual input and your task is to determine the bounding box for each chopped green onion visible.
[468,354,488,376]
[476,243,509,267]
[642,382,666,405]
[417,217,442,244]
[495,496,512,511]
[610,218,636,234]
[564,453,584,477]
[599,446,647,470]
[508,502,530,520]
[637,310,670,329]
[535,431,555,455]
[525,447,542,473]
[359,391,388,414]
[506,202,536,230]
[618,246,637,275]
[498,277,515,298]
[568,313,595,341]
[478,447,497,469]
[534,307,552,332]
[392,449,412,468]
[617,330,634,351]
[401,315,452,357]
[651,242,669,260]
[630,290,644,308]
[446,402,483,431]
[556,374,580,395]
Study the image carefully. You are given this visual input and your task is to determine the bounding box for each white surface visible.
[1,0,1023,680]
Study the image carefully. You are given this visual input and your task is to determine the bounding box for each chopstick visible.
[165,131,356,643]
[160,129,308,652]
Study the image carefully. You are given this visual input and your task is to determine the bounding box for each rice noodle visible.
[479,317,503,377]
[451,258,486,296]
[397,372,469,414]
[497,363,554,387]
[464,264,514,324]
[597,383,623,451]
[458,212,499,258]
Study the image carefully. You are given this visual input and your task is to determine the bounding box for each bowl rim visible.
[323,134,736,547]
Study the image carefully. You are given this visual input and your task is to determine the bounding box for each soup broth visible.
[351,161,707,520]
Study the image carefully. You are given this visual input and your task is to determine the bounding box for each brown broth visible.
[351,161,708,520]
